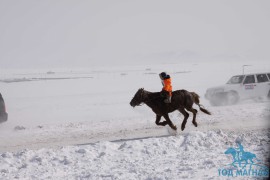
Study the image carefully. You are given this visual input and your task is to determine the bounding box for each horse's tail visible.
[190,92,211,115]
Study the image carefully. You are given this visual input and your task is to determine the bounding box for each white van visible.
[205,73,270,106]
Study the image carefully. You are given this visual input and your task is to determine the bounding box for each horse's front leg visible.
[243,160,248,168]
[163,114,177,130]
[232,160,238,168]
[155,115,168,126]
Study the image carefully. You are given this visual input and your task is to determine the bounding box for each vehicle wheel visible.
[0,113,8,123]
[209,93,227,106]
[226,91,239,105]
[209,99,219,106]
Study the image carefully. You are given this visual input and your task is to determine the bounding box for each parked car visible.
[0,93,8,122]
[205,73,270,106]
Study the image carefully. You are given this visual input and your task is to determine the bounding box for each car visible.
[205,73,270,106]
[0,93,8,123]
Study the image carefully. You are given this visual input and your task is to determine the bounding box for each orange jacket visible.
[162,78,172,92]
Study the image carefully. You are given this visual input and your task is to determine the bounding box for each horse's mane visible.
[144,89,187,94]
[142,90,161,99]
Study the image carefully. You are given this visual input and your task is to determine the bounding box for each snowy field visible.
[1,0,270,179]
[0,61,269,179]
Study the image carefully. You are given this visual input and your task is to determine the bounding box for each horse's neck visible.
[144,99,155,110]
[145,90,160,96]
[143,91,160,108]
[231,150,238,160]
[142,90,151,103]
[143,90,158,100]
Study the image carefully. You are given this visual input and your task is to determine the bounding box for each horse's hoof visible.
[192,121,198,127]
[172,125,177,131]
[181,126,185,131]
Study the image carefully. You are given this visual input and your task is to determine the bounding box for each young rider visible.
[159,72,172,103]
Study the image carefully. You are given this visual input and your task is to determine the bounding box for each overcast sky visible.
[0,0,269,68]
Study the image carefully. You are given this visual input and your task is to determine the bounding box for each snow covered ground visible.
[0,129,269,179]
[0,62,269,179]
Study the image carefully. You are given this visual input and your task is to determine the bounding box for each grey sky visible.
[0,0,269,68]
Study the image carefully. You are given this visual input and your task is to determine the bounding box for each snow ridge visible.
[1,129,269,179]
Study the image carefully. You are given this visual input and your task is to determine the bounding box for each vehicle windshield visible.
[227,75,245,84]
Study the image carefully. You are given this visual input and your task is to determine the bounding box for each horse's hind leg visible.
[178,108,189,131]
[186,108,198,127]
[155,115,168,126]
[163,114,177,130]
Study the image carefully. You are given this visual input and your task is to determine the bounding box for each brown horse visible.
[130,88,211,131]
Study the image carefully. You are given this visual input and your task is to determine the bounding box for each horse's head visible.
[225,147,236,155]
[130,88,145,107]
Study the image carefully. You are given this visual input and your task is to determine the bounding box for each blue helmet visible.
[159,72,167,80]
